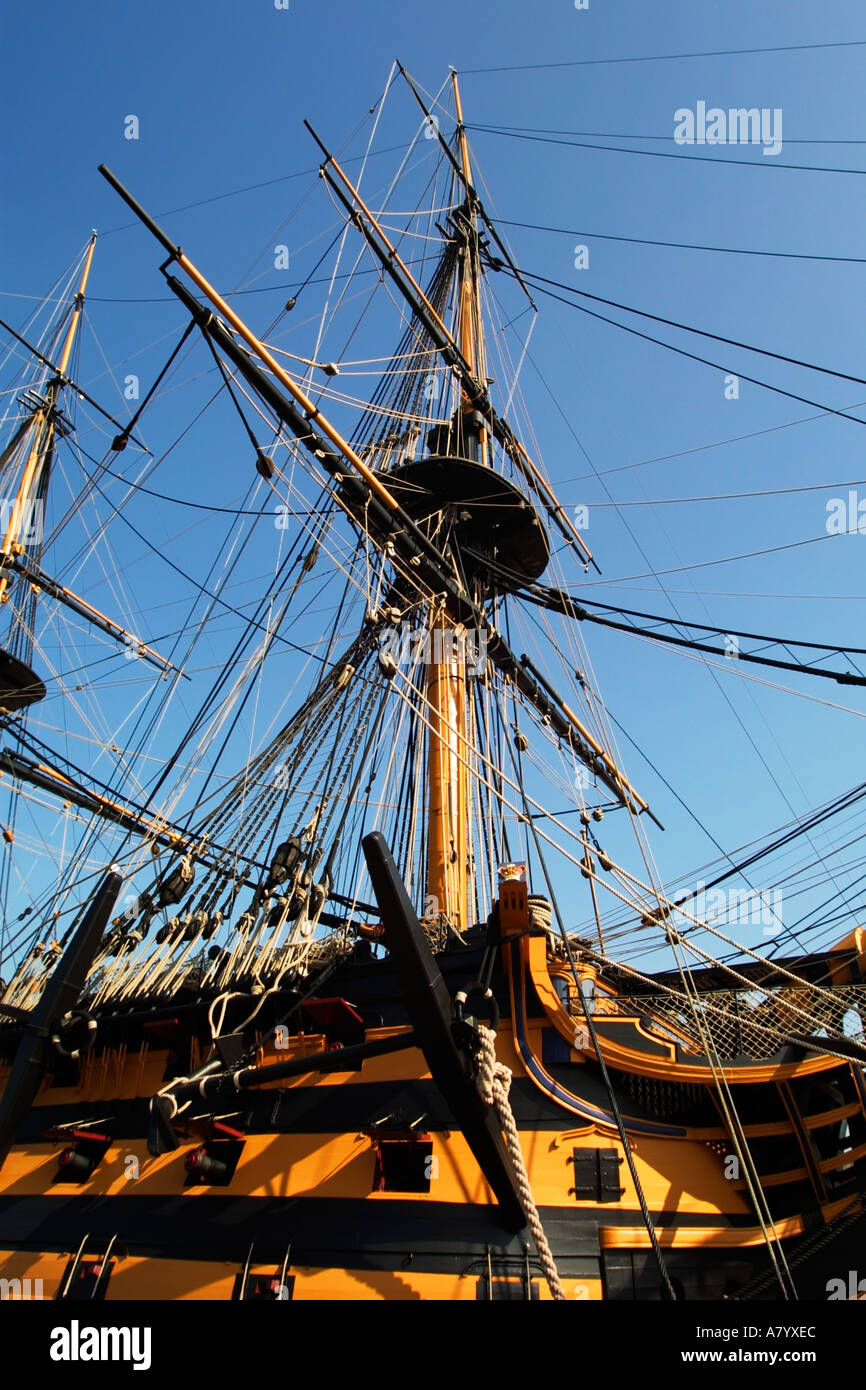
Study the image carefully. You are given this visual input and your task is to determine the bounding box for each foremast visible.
[0,235,96,610]
[0,238,97,710]
[0,236,177,716]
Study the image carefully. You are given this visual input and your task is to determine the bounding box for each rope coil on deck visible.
[475,1023,566,1301]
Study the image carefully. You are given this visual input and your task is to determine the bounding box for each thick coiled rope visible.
[476,1024,566,1300]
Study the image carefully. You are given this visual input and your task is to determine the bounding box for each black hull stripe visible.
[13,1077,595,1142]
[0,1194,602,1275]
[0,1192,772,1272]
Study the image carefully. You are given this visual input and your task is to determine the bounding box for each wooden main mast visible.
[424,72,481,933]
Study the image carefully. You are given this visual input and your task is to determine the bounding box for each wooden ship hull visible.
[2,866,864,1302]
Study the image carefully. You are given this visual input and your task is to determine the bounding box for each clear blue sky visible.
[2,1,866,960]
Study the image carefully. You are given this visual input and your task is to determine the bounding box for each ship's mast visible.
[0,238,178,708]
[424,72,481,932]
[95,94,655,954]
[0,235,96,614]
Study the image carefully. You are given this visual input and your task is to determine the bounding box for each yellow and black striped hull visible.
[1,926,865,1301]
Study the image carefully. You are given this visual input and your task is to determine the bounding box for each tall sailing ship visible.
[1,67,865,1303]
